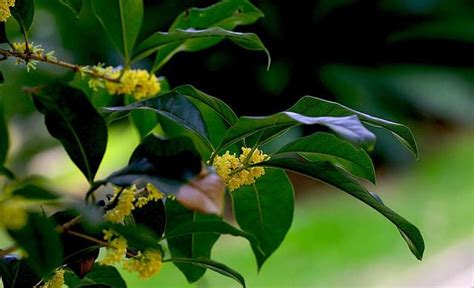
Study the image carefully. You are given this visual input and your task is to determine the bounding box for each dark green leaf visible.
[59,0,82,16]
[165,219,262,255]
[64,264,126,288]
[11,184,59,200]
[260,158,425,260]
[165,257,246,288]
[133,27,270,68]
[11,0,35,35]
[151,0,264,71]
[92,0,143,61]
[0,166,14,179]
[276,132,376,183]
[288,96,419,159]
[8,213,63,277]
[0,23,9,45]
[103,90,211,150]
[232,169,294,269]
[0,96,8,166]
[32,83,108,183]
[132,199,166,238]
[0,258,40,288]
[111,224,161,251]
[219,112,375,152]
[165,200,220,283]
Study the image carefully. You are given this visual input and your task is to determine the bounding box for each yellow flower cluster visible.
[123,250,162,279]
[104,184,164,223]
[100,229,128,266]
[0,0,15,22]
[88,65,161,100]
[213,147,268,191]
[0,198,27,230]
[41,268,65,288]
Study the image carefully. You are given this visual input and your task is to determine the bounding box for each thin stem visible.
[0,48,121,83]
[66,230,135,257]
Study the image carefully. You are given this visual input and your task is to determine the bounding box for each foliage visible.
[0,0,424,287]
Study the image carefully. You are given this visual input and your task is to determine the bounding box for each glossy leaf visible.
[165,200,220,283]
[288,96,419,159]
[32,83,108,183]
[11,0,35,35]
[92,0,143,60]
[151,0,264,71]
[219,112,375,152]
[260,158,425,260]
[64,264,126,288]
[232,169,294,269]
[8,213,63,277]
[103,90,211,150]
[165,257,246,288]
[59,0,82,16]
[0,96,8,166]
[165,219,262,254]
[276,132,376,183]
[133,27,270,68]
[11,184,59,200]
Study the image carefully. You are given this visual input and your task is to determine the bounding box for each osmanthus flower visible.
[0,197,28,230]
[123,250,163,279]
[0,0,15,22]
[88,64,161,100]
[100,229,128,266]
[40,268,65,288]
[213,147,269,191]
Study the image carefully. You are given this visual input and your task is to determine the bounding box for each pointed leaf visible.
[260,158,425,260]
[219,112,375,151]
[165,257,246,288]
[11,0,35,35]
[276,132,376,183]
[8,213,63,277]
[165,201,220,283]
[232,169,294,269]
[32,83,108,183]
[92,0,143,60]
[288,96,419,159]
[64,264,126,288]
[133,28,270,68]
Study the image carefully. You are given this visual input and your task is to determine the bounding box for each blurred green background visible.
[1,0,473,287]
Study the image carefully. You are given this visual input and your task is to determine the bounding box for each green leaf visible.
[0,166,14,179]
[32,83,108,183]
[11,184,59,200]
[64,264,126,288]
[219,112,375,152]
[59,0,82,16]
[232,169,294,269]
[11,0,35,35]
[260,158,425,260]
[165,200,220,283]
[151,0,264,71]
[92,0,144,61]
[275,132,376,183]
[288,96,419,159]
[132,27,270,68]
[165,257,246,288]
[0,22,9,45]
[0,96,8,166]
[0,258,40,288]
[111,224,161,251]
[103,89,211,150]
[8,213,63,277]
[165,219,262,255]
[132,199,166,238]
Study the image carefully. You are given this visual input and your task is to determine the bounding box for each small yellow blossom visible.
[0,198,28,230]
[134,183,164,208]
[104,186,136,223]
[123,250,162,279]
[0,0,15,22]
[41,268,65,288]
[100,231,128,266]
[213,147,268,191]
[88,65,160,100]
[11,42,47,72]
